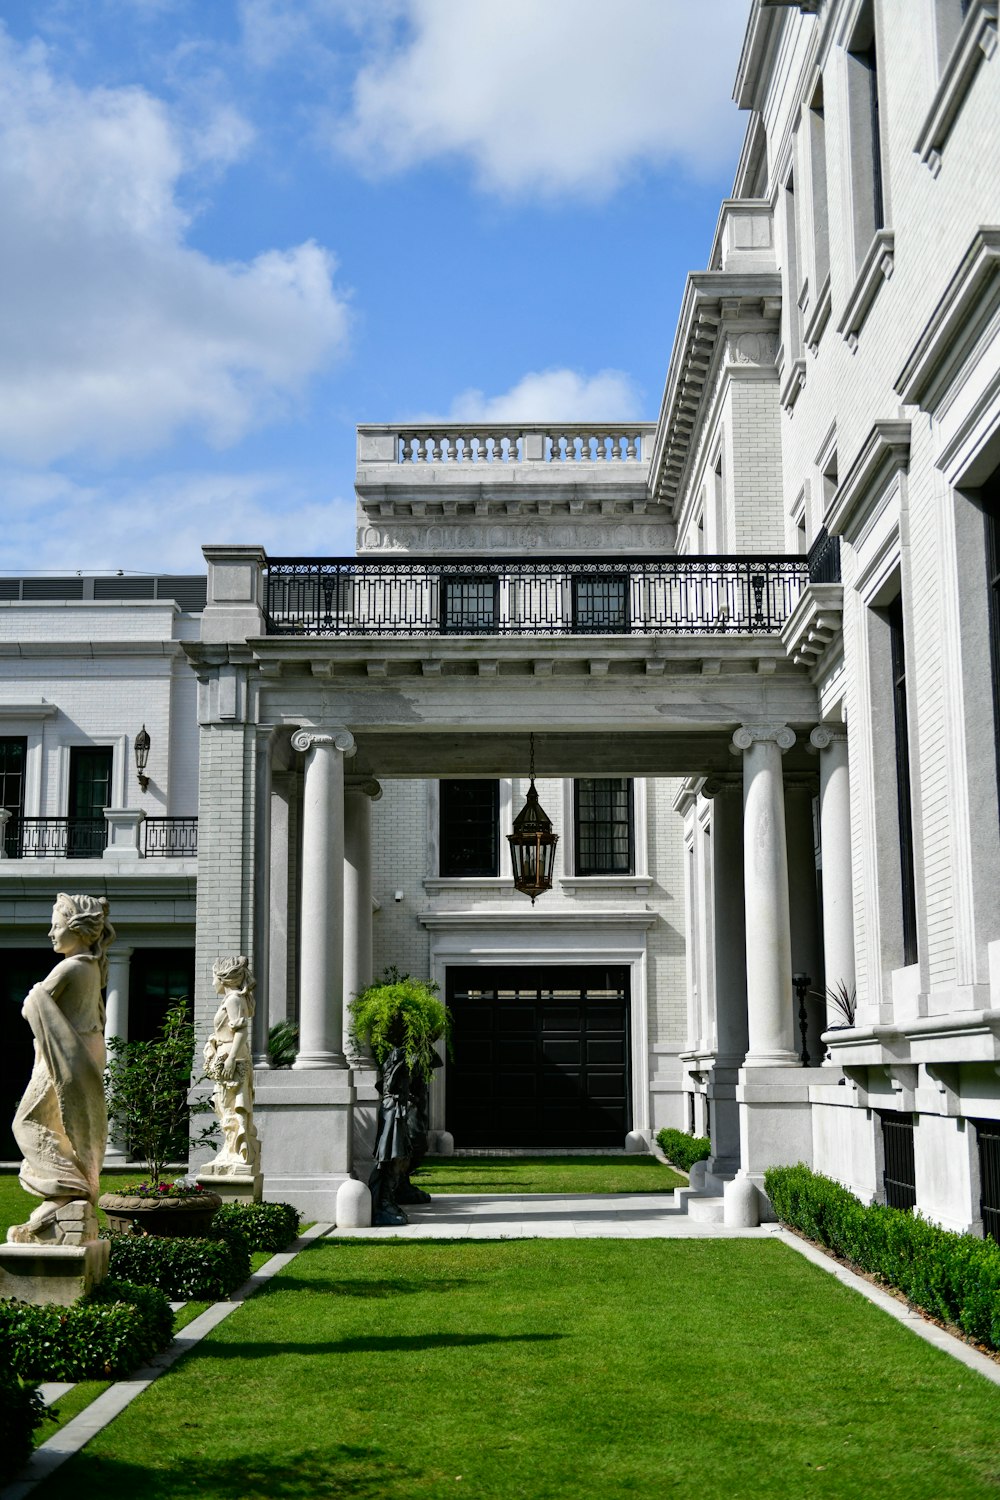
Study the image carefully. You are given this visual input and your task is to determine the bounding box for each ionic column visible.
[252,730,273,1064]
[291,726,356,1069]
[104,945,133,1162]
[733,723,798,1066]
[703,777,747,1065]
[268,770,294,1033]
[810,725,856,1026]
[343,776,382,1054]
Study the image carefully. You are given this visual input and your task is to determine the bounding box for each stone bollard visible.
[435,1131,455,1157]
[723,1171,760,1228]
[624,1130,648,1154]
[688,1159,708,1192]
[336,1177,372,1229]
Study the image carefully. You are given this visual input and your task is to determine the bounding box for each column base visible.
[0,1239,110,1307]
[743,1051,802,1068]
[292,1051,348,1070]
[254,1067,355,1217]
[736,1066,815,1215]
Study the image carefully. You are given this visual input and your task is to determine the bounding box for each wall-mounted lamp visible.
[134,725,151,793]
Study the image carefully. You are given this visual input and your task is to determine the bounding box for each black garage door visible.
[446,965,631,1149]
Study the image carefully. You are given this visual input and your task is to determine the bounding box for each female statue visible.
[8,893,115,1245]
[201,955,260,1174]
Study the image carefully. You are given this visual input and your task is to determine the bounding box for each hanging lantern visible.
[508,735,558,903]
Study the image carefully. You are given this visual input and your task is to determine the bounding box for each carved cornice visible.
[915,1,998,177]
[895,227,1000,411]
[780,582,844,676]
[290,727,356,757]
[732,723,796,752]
[824,420,911,541]
[836,230,895,351]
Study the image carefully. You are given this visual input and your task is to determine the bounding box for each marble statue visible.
[200,955,261,1182]
[8,893,115,1246]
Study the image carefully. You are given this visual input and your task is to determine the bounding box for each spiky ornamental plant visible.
[348,970,451,1082]
[105,999,217,1185]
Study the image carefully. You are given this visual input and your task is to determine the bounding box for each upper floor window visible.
[574,778,634,876]
[442,576,498,634]
[887,597,918,965]
[846,4,887,260]
[439,779,500,876]
[68,746,112,859]
[0,737,26,858]
[572,575,629,633]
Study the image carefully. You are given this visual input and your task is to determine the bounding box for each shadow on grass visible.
[198,1331,564,1357]
[253,1276,474,1298]
[38,1444,419,1500]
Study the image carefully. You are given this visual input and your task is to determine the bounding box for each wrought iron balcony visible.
[1,815,198,860]
[264,556,810,638]
[142,816,199,858]
[806,527,841,584]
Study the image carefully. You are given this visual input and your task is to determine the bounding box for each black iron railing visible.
[142,816,198,858]
[264,556,810,638]
[807,527,841,583]
[13,817,108,859]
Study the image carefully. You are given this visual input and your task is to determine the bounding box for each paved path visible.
[330,1190,768,1238]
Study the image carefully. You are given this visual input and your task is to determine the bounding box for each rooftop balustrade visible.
[357,423,656,469]
[264,555,811,638]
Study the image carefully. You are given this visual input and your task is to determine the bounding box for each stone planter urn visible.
[98,1189,223,1238]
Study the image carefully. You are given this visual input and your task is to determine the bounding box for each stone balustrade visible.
[357,424,656,468]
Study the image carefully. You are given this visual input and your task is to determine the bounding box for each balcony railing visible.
[2,815,198,860]
[358,422,655,468]
[264,556,810,638]
[14,817,108,859]
[142,817,199,858]
[807,527,842,584]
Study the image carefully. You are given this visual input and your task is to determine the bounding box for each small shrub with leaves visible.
[349,969,451,1081]
[0,1281,173,1381]
[656,1128,711,1173]
[0,1368,49,1483]
[765,1163,1000,1352]
[105,1224,251,1301]
[268,1020,299,1069]
[214,1201,301,1253]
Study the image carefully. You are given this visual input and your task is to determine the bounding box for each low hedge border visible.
[213,1201,301,1253]
[765,1163,1000,1353]
[105,1223,251,1300]
[655,1128,711,1173]
[0,1280,173,1381]
[0,1370,49,1483]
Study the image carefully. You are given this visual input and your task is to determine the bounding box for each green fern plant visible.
[348,969,451,1081]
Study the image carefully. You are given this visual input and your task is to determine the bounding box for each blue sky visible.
[0,0,751,574]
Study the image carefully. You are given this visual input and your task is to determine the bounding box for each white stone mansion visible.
[2,0,1000,1233]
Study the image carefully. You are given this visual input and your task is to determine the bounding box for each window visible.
[574,778,634,876]
[880,1112,916,1211]
[782,169,802,358]
[572,574,629,632]
[982,476,1000,816]
[442,576,498,634]
[68,746,112,858]
[887,597,918,965]
[807,82,830,292]
[975,1119,1000,1245]
[0,737,26,857]
[439,780,500,876]
[846,5,886,259]
[128,950,196,1042]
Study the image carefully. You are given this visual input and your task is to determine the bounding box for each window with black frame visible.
[441,575,498,634]
[574,778,634,875]
[439,780,500,876]
[0,737,26,857]
[572,574,629,632]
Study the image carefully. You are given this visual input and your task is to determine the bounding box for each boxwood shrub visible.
[656,1128,711,1173]
[106,1223,251,1301]
[213,1201,301,1253]
[0,1280,173,1381]
[765,1163,1000,1352]
[0,1369,49,1482]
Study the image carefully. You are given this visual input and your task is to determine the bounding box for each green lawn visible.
[31,1237,1000,1500]
[413,1154,685,1194]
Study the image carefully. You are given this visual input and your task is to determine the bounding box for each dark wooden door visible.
[446,965,631,1149]
[68,746,112,857]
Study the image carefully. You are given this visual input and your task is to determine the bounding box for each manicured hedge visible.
[656,1128,711,1173]
[765,1163,1000,1352]
[0,1369,48,1483]
[213,1201,301,1253]
[0,1280,173,1381]
[106,1224,251,1300]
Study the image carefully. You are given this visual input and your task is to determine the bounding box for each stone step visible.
[685,1195,725,1223]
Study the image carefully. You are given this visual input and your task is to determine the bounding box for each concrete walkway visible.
[330,1190,767,1238]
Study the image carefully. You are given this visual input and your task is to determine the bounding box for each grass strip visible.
[413,1154,685,1195]
[31,1237,1000,1500]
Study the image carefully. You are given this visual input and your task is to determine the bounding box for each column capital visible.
[809,724,848,751]
[702,774,742,800]
[291,726,356,757]
[346,775,383,801]
[732,723,796,753]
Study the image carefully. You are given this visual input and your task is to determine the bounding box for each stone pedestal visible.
[736,1066,814,1215]
[0,1239,110,1307]
[196,1167,263,1204]
[254,1067,355,1218]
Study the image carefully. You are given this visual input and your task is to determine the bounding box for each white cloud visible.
[434,368,645,425]
[335,0,748,198]
[0,28,350,466]
[1,467,357,573]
